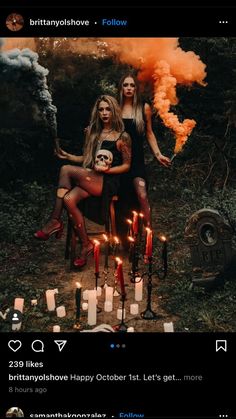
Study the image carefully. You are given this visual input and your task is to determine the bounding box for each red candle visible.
[145,228,153,258]
[132,211,139,235]
[115,257,125,296]
[93,239,100,274]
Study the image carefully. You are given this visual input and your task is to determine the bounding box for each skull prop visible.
[94,149,113,172]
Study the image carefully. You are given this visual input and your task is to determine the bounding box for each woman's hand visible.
[55,147,70,160]
[156,153,171,167]
[94,164,110,173]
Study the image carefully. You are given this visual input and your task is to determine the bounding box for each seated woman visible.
[34,95,131,267]
[117,73,171,244]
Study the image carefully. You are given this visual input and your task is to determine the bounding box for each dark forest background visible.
[0,37,236,332]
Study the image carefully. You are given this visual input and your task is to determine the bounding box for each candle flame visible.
[103,234,108,242]
[76,282,81,288]
[115,257,122,264]
[128,236,135,242]
[127,219,132,225]
[132,210,138,216]
[93,239,100,245]
[146,227,152,233]
[160,235,167,242]
[139,213,144,218]
[114,236,119,244]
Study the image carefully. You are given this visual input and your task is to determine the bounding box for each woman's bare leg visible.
[133,177,151,227]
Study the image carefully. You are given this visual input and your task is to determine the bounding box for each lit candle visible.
[160,235,168,276]
[164,322,174,332]
[132,211,139,236]
[115,258,125,296]
[138,213,144,238]
[134,277,143,301]
[103,234,109,270]
[12,298,24,331]
[46,290,56,311]
[128,236,136,273]
[75,282,82,320]
[87,290,97,326]
[93,239,100,275]
[31,299,37,306]
[130,303,139,315]
[145,228,153,258]
[56,306,66,318]
[127,219,133,237]
[53,325,60,332]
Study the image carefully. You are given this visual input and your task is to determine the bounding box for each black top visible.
[122,116,147,181]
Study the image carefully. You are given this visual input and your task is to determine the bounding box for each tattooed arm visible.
[106,132,131,174]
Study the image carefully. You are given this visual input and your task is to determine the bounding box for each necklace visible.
[100,128,114,142]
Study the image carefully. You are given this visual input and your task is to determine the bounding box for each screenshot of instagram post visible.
[0,4,235,419]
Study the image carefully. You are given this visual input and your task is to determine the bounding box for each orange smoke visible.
[105,38,207,153]
[3,37,207,153]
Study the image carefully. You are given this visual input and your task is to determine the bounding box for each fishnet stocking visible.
[133,177,151,227]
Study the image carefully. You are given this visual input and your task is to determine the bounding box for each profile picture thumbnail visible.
[6,13,24,32]
[5,406,24,417]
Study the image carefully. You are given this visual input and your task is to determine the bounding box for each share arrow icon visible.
[54,340,67,352]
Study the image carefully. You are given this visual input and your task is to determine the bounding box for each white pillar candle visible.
[46,290,56,311]
[82,302,88,311]
[53,325,60,332]
[31,299,37,306]
[95,286,102,297]
[127,326,135,332]
[88,290,97,326]
[105,287,113,304]
[135,277,143,301]
[12,298,24,331]
[130,303,139,315]
[104,301,113,312]
[117,308,126,320]
[83,290,89,300]
[56,305,66,318]
[164,322,174,332]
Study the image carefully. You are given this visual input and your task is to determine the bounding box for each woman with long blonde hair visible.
[34,95,131,267]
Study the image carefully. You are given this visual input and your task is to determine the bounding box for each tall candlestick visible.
[132,211,139,236]
[145,228,153,259]
[12,298,24,331]
[93,239,100,275]
[103,234,109,270]
[116,257,125,296]
[127,219,133,237]
[75,282,82,320]
[160,235,168,276]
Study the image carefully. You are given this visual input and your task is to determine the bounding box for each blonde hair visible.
[83,95,124,168]
[119,73,145,135]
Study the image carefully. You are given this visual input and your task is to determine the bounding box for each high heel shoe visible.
[34,220,63,241]
[74,242,94,268]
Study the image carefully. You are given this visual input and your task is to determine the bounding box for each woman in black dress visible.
[117,74,171,240]
[34,95,131,267]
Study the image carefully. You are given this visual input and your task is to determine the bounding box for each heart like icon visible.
[8,339,22,352]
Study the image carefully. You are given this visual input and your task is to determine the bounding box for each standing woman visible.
[118,73,171,235]
[34,95,131,267]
